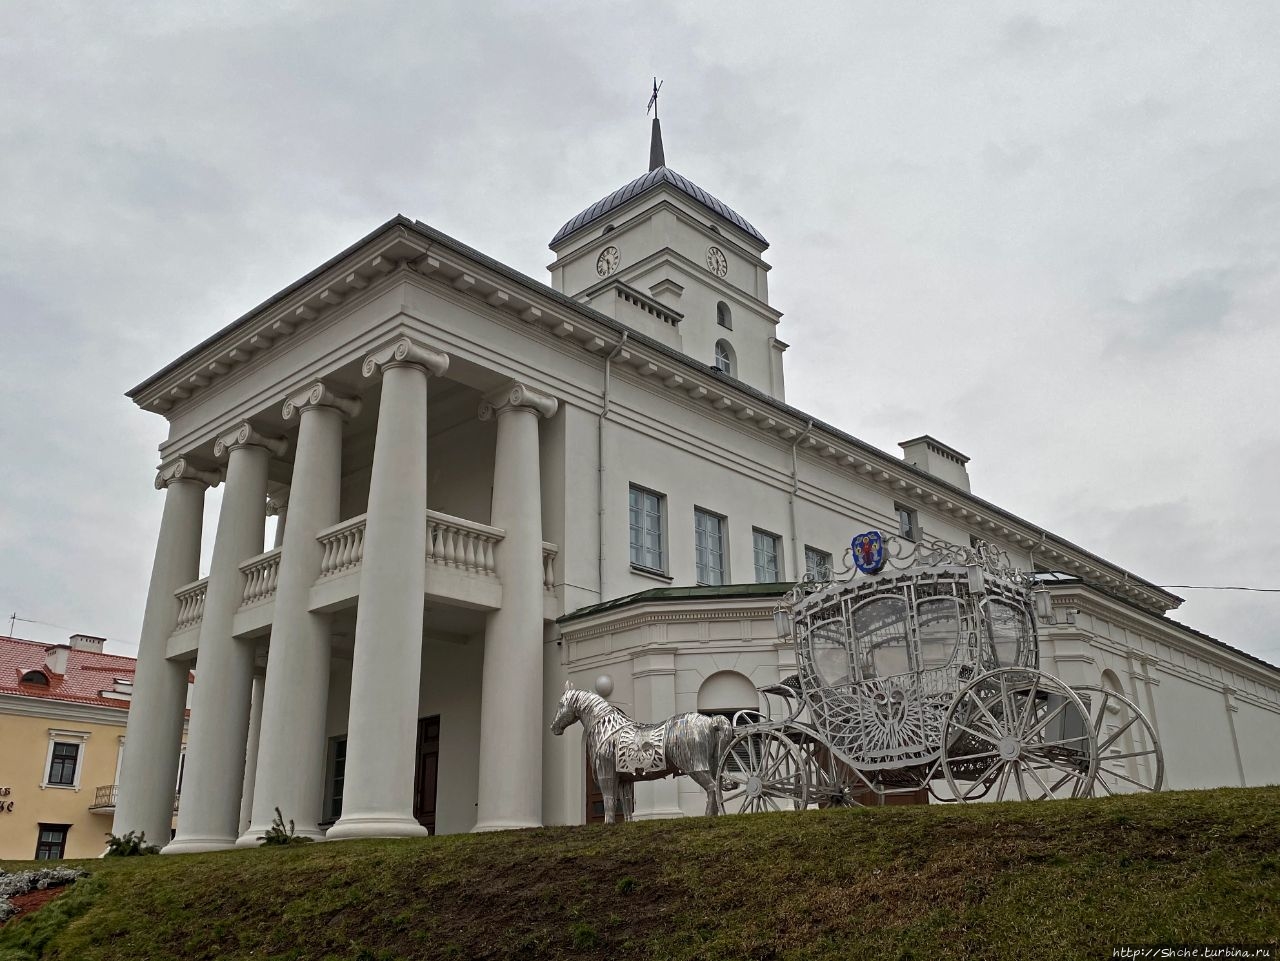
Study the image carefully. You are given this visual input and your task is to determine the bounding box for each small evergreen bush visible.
[103,831,160,856]
[260,807,314,846]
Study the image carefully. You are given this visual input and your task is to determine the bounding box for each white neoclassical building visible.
[113,120,1280,850]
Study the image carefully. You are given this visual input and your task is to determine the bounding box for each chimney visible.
[69,633,106,654]
[44,645,70,675]
[900,435,972,492]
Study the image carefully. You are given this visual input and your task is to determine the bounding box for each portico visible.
[115,320,562,851]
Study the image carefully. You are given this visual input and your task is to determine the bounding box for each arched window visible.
[20,670,49,686]
[714,340,734,376]
[716,301,733,329]
[697,670,760,716]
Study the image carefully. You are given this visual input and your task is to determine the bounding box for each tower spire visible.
[646,77,665,171]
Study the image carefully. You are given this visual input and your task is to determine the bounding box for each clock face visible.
[596,245,620,277]
[706,245,728,278]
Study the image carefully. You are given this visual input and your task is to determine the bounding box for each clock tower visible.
[547,116,787,400]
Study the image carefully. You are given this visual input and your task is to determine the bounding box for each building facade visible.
[113,121,1280,850]
[0,634,158,860]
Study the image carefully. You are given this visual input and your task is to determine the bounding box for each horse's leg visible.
[687,770,718,816]
[621,781,635,822]
[598,762,617,825]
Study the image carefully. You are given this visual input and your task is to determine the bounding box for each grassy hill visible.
[2,787,1277,961]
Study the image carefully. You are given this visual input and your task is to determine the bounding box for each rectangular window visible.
[752,529,781,583]
[35,824,70,860]
[805,546,833,580]
[47,742,80,787]
[694,508,727,585]
[896,505,918,543]
[328,737,347,822]
[628,485,666,573]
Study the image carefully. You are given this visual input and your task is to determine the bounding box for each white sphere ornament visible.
[594,674,614,698]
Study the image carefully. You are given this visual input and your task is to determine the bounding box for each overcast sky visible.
[1,2,1276,666]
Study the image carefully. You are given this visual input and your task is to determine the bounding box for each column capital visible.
[362,336,449,379]
[213,422,289,460]
[282,382,362,421]
[265,493,289,517]
[478,382,558,421]
[155,457,221,491]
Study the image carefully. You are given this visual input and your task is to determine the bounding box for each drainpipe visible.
[598,332,629,601]
[789,419,814,581]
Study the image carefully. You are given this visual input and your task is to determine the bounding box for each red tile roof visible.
[0,635,137,710]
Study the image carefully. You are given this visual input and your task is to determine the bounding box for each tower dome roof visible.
[550,165,769,249]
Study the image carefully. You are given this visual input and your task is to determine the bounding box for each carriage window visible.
[852,596,910,680]
[916,597,961,670]
[984,599,1029,668]
[807,618,852,687]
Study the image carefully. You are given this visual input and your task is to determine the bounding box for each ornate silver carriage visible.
[715,535,1165,813]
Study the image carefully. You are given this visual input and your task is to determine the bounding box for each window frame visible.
[804,545,833,581]
[896,504,919,543]
[713,339,734,377]
[324,735,347,824]
[752,527,782,583]
[716,301,733,330]
[34,824,70,861]
[628,484,668,576]
[42,730,89,790]
[694,507,728,586]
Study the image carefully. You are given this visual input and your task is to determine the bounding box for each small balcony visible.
[89,784,117,813]
[169,509,558,652]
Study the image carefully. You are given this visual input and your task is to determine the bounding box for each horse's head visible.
[551,682,582,735]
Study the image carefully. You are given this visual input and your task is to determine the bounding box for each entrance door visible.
[414,715,440,834]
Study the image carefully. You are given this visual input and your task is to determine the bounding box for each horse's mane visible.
[569,688,621,720]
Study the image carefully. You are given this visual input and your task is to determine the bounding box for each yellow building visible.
[0,633,174,860]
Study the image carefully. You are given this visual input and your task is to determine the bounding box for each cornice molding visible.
[281,382,362,421]
[129,216,1178,617]
[213,422,289,459]
[362,335,449,379]
[562,602,777,643]
[0,693,130,727]
[154,456,221,491]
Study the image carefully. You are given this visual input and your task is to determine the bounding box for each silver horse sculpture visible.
[550,683,733,823]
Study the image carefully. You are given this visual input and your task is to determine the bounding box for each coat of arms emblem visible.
[851,530,886,574]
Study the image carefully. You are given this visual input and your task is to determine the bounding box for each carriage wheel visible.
[1074,685,1164,795]
[941,667,1097,802]
[717,728,809,814]
[796,737,857,808]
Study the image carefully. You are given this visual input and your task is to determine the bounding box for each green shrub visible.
[259,808,314,846]
[102,831,160,856]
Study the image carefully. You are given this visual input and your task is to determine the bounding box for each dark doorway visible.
[586,757,624,824]
[414,715,440,834]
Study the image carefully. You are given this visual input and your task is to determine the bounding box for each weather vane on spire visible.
[647,77,663,118]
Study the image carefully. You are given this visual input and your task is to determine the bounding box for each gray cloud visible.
[1,1,1277,668]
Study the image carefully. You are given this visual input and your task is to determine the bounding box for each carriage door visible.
[414,715,440,834]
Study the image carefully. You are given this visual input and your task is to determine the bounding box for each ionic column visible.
[328,337,448,841]
[238,670,265,836]
[474,382,558,832]
[113,457,219,848]
[165,423,286,854]
[238,383,359,846]
[267,494,289,549]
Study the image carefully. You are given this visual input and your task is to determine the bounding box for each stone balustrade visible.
[426,511,502,575]
[174,579,209,630]
[240,548,283,605]
[318,515,366,578]
[172,509,559,636]
[542,544,557,592]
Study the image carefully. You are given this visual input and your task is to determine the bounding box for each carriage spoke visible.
[1017,672,1042,738]
[1021,758,1056,799]
[1023,698,1071,741]
[1097,767,1158,792]
[948,749,1000,763]
[1095,716,1139,754]
[994,761,1013,800]
[960,756,1003,800]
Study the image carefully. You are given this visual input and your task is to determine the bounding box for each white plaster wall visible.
[417,632,484,835]
[1232,701,1280,785]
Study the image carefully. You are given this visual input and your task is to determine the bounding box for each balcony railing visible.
[174,509,558,635]
[240,547,282,605]
[174,579,208,630]
[90,784,117,811]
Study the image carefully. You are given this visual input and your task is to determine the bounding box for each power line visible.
[1160,585,1280,593]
